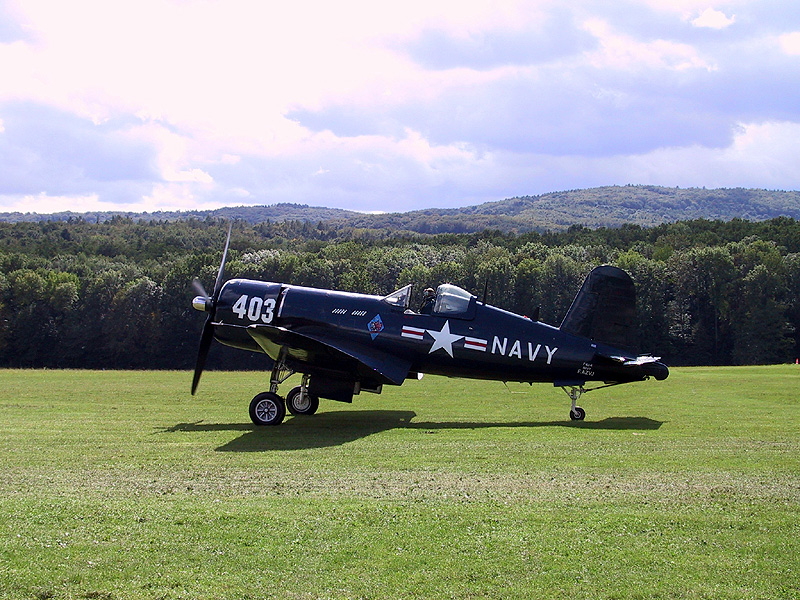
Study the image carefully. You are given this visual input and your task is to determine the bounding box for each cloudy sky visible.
[0,0,798,214]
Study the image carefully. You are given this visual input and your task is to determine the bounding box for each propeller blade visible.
[192,278,209,300]
[191,223,231,395]
[213,223,232,302]
[191,316,215,395]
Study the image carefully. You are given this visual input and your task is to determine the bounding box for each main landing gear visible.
[286,377,320,416]
[249,353,319,426]
[562,385,586,421]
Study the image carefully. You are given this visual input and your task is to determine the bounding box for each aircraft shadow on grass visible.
[160,411,663,452]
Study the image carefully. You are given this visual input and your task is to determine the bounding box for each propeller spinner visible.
[191,223,232,395]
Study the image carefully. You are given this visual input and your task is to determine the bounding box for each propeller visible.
[191,223,232,395]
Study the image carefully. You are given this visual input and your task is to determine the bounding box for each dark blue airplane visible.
[191,229,668,426]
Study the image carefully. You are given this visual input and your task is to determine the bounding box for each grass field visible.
[0,366,798,599]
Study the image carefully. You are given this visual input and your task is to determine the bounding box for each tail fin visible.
[560,265,637,352]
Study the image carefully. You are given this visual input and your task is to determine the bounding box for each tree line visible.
[1,216,798,370]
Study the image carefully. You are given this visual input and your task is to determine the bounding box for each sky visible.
[0,0,798,215]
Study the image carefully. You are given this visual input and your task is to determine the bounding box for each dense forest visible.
[1,216,799,371]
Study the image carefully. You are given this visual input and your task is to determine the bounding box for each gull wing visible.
[245,324,411,385]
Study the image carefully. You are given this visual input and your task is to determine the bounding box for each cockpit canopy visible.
[382,284,413,309]
[433,284,474,315]
[383,283,476,318]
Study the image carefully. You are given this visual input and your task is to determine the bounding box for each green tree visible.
[538,254,583,325]
[730,265,794,364]
[2,269,79,366]
[671,247,734,364]
[101,277,165,368]
[616,250,673,356]
[784,253,800,360]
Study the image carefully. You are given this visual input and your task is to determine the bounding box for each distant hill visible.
[3,186,799,233]
[345,186,800,233]
[0,202,358,225]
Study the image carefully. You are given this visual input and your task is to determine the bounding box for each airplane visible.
[191,227,669,426]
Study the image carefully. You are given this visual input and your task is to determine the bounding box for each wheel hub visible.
[255,399,277,421]
[293,393,310,411]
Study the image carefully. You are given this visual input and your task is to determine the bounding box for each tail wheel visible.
[249,392,286,426]
[570,406,586,421]
[286,385,319,416]
[562,386,587,422]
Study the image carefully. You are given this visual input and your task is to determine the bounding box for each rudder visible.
[559,265,637,352]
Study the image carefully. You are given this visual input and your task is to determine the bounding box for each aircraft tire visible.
[569,406,586,421]
[286,385,319,416]
[249,392,286,426]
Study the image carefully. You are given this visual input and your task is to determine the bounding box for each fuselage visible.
[209,279,662,388]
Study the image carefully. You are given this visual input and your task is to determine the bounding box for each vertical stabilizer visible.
[560,266,637,351]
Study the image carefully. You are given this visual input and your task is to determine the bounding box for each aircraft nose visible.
[192,295,211,312]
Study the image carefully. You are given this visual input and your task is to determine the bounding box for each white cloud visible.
[141,182,222,212]
[229,188,252,199]
[722,121,800,182]
[639,0,737,21]
[3,193,102,214]
[779,31,800,55]
[1,1,799,215]
[4,1,535,134]
[5,120,800,215]
[220,154,241,166]
[166,168,213,184]
[691,8,735,29]
[583,19,715,71]
[605,121,800,190]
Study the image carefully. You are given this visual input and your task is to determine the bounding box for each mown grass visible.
[0,366,798,599]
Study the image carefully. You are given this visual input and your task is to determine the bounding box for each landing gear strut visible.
[249,349,319,426]
[286,373,319,416]
[562,386,586,421]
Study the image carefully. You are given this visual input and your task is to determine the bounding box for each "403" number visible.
[232,295,275,323]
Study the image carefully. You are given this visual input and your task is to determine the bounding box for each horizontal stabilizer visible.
[597,351,670,381]
[560,265,638,351]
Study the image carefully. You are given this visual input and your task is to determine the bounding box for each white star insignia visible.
[427,320,463,357]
